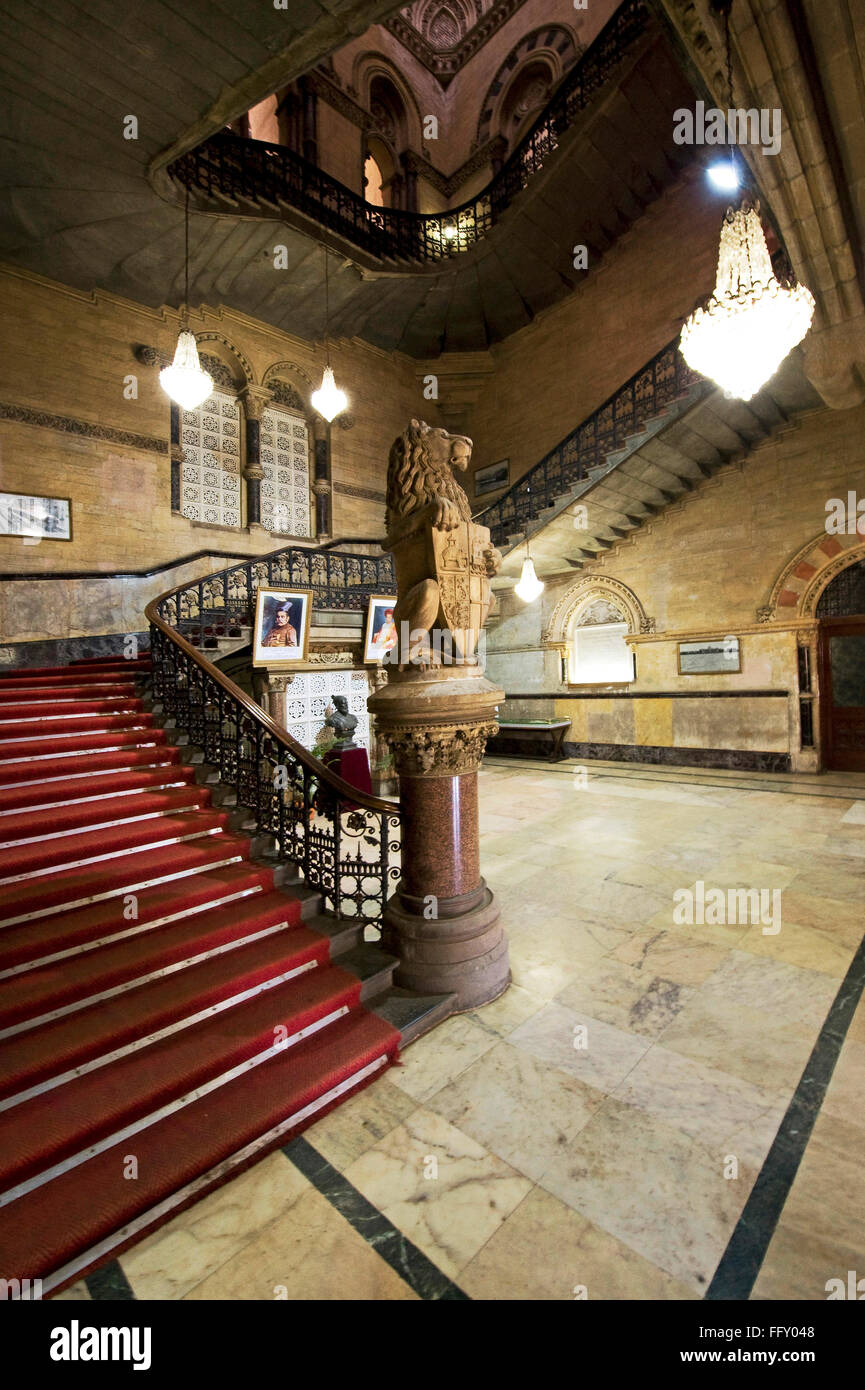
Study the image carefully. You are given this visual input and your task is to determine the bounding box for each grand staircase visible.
[486,340,824,582]
[0,654,444,1295]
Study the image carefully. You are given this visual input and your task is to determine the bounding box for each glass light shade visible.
[515,556,544,603]
[311,365,347,423]
[680,203,815,401]
[159,329,213,410]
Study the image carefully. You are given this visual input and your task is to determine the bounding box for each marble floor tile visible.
[539,1097,757,1294]
[122,1152,311,1301]
[614,1044,787,1170]
[789,863,865,902]
[658,991,815,1091]
[509,1000,652,1094]
[465,981,547,1040]
[699,949,839,1030]
[183,1185,418,1301]
[612,925,730,986]
[343,1106,532,1280]
[386,1013,498,1103]
[459,1186,697,1301]
[304,1076,419,1173]
[427,1039,604,1182]
[556,959,696,1040]
[751,1200,865,1301]
[737,918,855,978]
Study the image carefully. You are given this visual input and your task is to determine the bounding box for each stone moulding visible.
[383,721,500,776]
[542,575,651,646]
[0,400,167,454]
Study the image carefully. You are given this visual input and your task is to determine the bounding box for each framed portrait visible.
[678,637,741,675]
[0,492,72,541]
[252,587,312,667]
[474,459,509,498]
[363,595,399,664]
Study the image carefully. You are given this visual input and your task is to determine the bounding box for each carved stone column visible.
[367,418,511,1011]
[369,667,509,1010]
[241,386,272,533]
[312,416,331,539]
[169,402,185,513]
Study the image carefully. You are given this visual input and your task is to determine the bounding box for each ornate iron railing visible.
[146,541,400,922]
[158,542,394,649]
[476,337,707,547]
[167,0,651,265]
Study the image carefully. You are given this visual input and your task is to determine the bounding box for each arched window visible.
[180,391,242,529]
[364,151,386,207]
[568,597,634,686]
[260,381,312,538]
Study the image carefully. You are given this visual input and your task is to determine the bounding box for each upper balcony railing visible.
[167,0,651,265]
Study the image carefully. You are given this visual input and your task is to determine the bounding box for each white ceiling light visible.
[160,188,213,410]
[515,554,544,604]
[312,247,347,423]
[707,159,740,192]
[311,364,348,423]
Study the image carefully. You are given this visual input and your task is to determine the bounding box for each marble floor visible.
[53,757,865,1302]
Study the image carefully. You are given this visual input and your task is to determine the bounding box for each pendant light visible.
[514,487,544,603]
[679,0,814,400]
[160,187,213,411]
[311,248,348,423]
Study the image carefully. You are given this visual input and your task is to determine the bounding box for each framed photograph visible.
[252,587,312,667]
[0,492,72,541]
[363,595,399,664]
[678,637,741,675]
[474,459,510,498]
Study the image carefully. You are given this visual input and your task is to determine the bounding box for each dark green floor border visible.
[283,1136,470,1300]
[706,929,865,1299]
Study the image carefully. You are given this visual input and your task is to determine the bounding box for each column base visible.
[381,879,510,1012]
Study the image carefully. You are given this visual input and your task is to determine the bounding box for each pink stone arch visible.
[763,531,865,620]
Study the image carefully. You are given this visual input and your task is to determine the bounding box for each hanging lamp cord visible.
[184,185,190,326]
[323,246,331,368]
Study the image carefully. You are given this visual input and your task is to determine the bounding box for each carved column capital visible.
[381,720,499,777]
[240,386,272,421]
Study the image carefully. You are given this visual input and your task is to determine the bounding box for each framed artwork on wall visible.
[252,586,312,666]
[0,492,72,541]
[678,637,741,675]
[363,595,399,664]
[474,459,510,497]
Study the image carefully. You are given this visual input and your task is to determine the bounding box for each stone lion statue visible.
[383,419,501,663]
[385,419,474,536]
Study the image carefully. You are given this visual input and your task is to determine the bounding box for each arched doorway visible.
[817,558,865,770]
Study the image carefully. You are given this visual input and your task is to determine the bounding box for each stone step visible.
[370,986,456,1047]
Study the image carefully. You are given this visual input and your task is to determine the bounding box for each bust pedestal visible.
[368,664,510,1011]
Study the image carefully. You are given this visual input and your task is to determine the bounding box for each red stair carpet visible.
[0,655,400,1294]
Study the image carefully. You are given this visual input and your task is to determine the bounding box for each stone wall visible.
[486,399,865,771]
[0,265,431,640]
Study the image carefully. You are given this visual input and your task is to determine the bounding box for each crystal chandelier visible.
[680,0,814,400]
[160,188,213,410]
[311,248,347,423]
[680,200,815,400]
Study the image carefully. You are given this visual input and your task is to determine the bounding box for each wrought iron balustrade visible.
[159,542,394,649]
[146,540,400,922]
[476,337,707,547]
[167,0,651,265]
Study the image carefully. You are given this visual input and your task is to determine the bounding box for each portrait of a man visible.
[253,587,312,666]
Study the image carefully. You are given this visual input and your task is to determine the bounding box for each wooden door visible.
[819,617,865,770]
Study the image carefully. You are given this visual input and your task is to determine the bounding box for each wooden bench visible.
[488,718,570,763]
